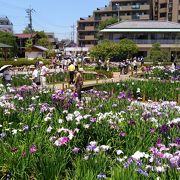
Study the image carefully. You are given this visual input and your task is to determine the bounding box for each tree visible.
[23,29,48,39]
[25,39,33,52]
[0,31,18,58]
[47,48,56,58]
[90,39,116,61]
[148,43,169,64]
[98,17,118,31]
[115,39,139,60]
[37,38,52,49]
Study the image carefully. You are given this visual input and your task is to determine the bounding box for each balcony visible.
[79,35,85,40]
[85,44,95,48]
[132,15,140,19]
[94,16,101,20]
[139,15,150,20]
[101,16,113,21]
[85,35,96,41]
[78,26,85,30]
[85,26,96,31]
[131,4,140,9]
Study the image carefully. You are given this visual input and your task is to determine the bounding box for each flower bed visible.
[135,66,180,80]
[0,85,179,179]
[95,80,180,102]
[0,72,98,87]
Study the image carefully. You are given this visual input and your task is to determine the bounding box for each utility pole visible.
[26,8,34,38]
[116,3,120,22]
[71,24,75,43]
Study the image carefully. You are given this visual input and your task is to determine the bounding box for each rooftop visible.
[106,20,180,29]
[100,20,180,33]
[0,43,12,48]
[14,34,37,39]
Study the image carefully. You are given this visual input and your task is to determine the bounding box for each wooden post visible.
[65,85,68,89]
[62,83,64,90]
[68,83,70,88]
[143,93,146,102]
[178,94,180,105]
[96,78,98,84]
[112,89,114,96]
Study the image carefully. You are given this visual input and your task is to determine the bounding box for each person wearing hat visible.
[74,68,83,101]
[29,65,40,85]
[39,61,49,88]
[3,66,12,90]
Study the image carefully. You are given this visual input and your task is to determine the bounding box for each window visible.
[160,3,167,8]
[160,13,166,18]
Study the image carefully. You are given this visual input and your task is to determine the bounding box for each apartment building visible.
[45,32,59,49]
[152,0,180,23]
[77,0,180,48]
[77,0,152,47]
[0,16,13,33]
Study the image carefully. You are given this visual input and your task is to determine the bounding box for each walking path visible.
[49,71,133,91]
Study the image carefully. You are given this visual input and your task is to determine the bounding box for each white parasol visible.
[0,65,12,73]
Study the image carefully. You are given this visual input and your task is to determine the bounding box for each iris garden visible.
[0,78,179,179]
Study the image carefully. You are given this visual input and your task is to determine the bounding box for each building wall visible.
[25,52,44,60]
[77,0,180,48]
[77,0,152,47]
[101,31,180,56]
[0,17,13,32]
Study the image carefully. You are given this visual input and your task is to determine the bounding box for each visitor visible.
[106,58,110,71]
[141,56,144,66]
[74,68,83,101]
[39,61,49,88]
[172,62,178,79]
[29,65,40,85]
[133,59,138,75]
[68,62,75,84]
[35,58,40,68]
[53,57,57,69]
[74,57,78,71]
[119,61,124,75]
[3,66,12,90]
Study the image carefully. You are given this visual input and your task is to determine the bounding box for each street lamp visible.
[116,3,120,22]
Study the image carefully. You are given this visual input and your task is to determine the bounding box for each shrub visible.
[0,59,51,67]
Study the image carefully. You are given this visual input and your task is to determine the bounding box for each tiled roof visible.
[14,34,37,38]
[33,45,48,51]
[106,20,180,29]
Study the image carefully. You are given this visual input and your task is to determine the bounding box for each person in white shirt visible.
[39,61,49,88]
[3,67,12,89]
[29,65,40,85]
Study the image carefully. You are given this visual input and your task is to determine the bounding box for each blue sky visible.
[0,0,110,41]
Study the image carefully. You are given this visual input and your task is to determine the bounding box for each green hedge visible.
[96,70,113,78]
[0,58,51,67]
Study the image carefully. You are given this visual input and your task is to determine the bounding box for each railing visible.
[109,39,176,44]
[94,17,101,20]
[131,4,140,9]
[79,36,85,40]
[132,15,139,19]
[78,27,85,30]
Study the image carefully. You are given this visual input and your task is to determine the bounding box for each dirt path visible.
[49,71,134,91]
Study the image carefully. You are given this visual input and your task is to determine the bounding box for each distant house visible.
[25,45,48,60]
[0,16,13,32]
[14,33,41,57]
